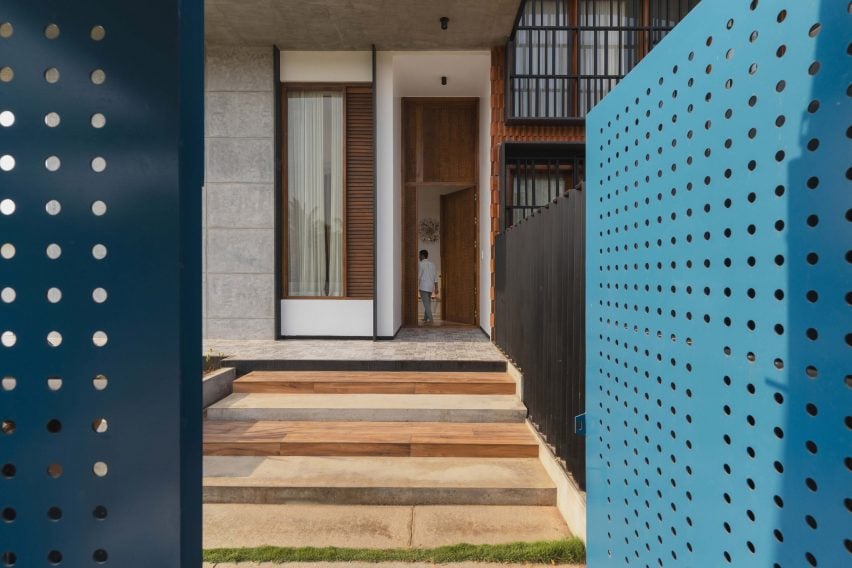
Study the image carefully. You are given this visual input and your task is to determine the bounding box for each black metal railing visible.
[502,142,584,228]
[494,185,586,488]
[507,0,700,120]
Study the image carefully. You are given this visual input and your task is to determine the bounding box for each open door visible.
[440,186,477,324]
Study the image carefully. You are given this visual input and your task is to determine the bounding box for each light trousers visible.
[420,290,433,322]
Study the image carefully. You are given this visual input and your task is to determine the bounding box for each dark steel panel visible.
[494,186,586,488]
[0,1,203,565]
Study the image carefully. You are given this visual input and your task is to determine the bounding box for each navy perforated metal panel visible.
[0,2,202,566]
[586,1,849,566]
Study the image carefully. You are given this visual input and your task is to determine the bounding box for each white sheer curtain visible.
[287,91,343,297]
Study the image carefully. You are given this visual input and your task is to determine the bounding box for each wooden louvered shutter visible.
[344,86,375,298]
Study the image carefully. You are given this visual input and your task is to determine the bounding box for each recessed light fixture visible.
[440,17,449,30]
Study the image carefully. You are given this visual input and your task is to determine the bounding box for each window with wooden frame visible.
[506,0,700,122]
[282,84,374,299]
[501,142,584,228]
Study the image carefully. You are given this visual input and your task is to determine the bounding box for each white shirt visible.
[418,259,437,293]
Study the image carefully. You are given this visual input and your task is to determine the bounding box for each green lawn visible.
[203,539,586,564]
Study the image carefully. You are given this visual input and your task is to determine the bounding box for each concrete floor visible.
[204,327,503,362]
[204,504,570,549]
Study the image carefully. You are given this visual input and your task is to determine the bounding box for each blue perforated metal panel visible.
[0,2,202,566]
[586,1,849,566]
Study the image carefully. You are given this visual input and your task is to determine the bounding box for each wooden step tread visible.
[203,421,539,458]
[233,371,516,395]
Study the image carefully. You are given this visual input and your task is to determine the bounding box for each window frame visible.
[281,82,369,300]
[499,141,586,231]
[505,0,699,124]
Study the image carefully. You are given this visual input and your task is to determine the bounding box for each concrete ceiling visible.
[205,0,521,50]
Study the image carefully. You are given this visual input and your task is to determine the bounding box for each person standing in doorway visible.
[419,250,438,323]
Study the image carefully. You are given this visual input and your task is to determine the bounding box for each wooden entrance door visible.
[401,98,478,326]
[440,187,477,324]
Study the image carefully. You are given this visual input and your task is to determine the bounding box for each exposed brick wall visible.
[489,46,586,330]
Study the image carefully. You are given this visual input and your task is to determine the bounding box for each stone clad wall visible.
[488,46,585,330]
[203,46,276,339]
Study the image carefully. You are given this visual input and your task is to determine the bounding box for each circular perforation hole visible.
[91,113,106,129]
[92,418,108,433]
[47,288,62,303]
[91,157,107,172]
[1,420,15,435]
[0,111,14,128]
[92,331,108,347]
[1,331,16,347]
[0,155,14,172]
[92,287,108,303]
[47,377,63,391]
[44,67,60,84]
[90,25,106,41]
[93,461,109,477]
[44,24,60,39]
[92,200,107,216]
[47,463,63,478]
[0,199,14,215]
[46,243,62,260]
[45,156,61,172]
[0,22,13,38]
[92,374,108,390]
[46,331,62,347]
[47,550,62,565]
[45,199,61,216]
[90,69,106,85]
[44,112,61,127]
[47,507,62,521]
[92,244,108,260]
[0,67,13,83]
[0,376,15,391]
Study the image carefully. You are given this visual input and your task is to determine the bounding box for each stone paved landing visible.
[204,327,503,362]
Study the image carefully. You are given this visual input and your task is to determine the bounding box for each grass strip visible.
[203,538,585,564]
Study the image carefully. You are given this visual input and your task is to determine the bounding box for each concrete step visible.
[234,370,517,395]
[203,420,540,458]
[206,393,527,423]
[203,504,571,549]
[203,456,555,506]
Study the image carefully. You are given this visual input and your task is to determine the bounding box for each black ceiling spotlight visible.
[441,76,447,86]
[440,17,449,30]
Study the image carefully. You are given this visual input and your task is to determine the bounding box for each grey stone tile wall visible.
[204,46,276,339]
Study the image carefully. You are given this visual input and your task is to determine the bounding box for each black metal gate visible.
[494,187,585,488]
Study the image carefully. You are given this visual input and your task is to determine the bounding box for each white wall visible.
[375,52,399,337]
[281,300,373,337]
